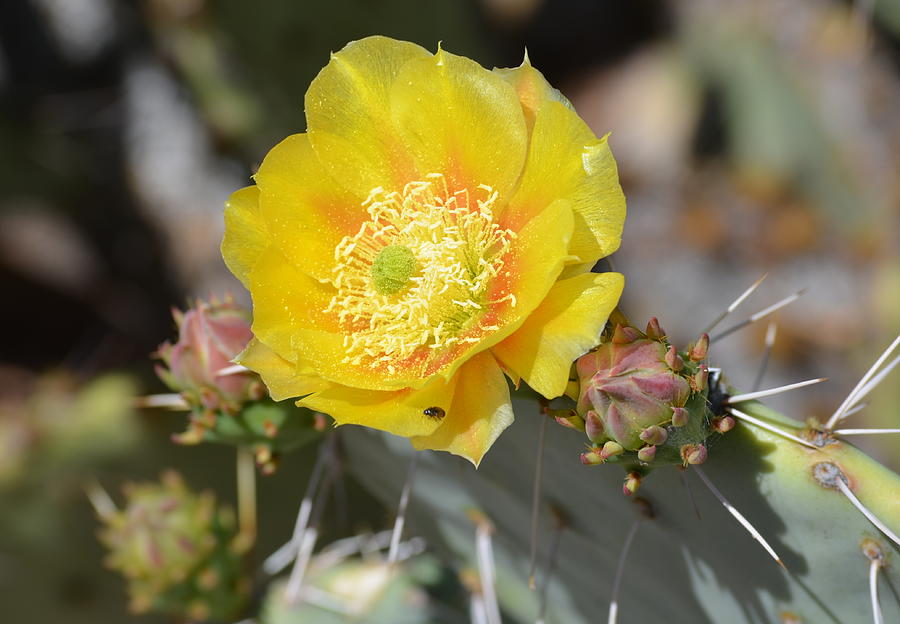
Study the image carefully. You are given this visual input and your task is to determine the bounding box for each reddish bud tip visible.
[600,440,625,460]
[645,318,665,341]
[712,415,736,434]
[585,410,605,443]
[580,448,605,465]
[665,346,684,371]
[671,407,690,428]
[612,324,642,344]
[623,472,642,496]
[637,445,657,462]
[554,411,586,432]
[688,334,709,362]
[639,425,668,445]
[680,444,708,465]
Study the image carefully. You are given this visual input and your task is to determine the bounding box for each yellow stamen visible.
[325,174,516,368]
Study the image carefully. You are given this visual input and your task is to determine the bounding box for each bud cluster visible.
[558,317,731,495]
[97,471,249,620]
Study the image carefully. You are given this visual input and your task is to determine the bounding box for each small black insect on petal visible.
[423,406,446,419]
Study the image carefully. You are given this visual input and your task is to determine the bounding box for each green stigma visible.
[371,245,417,295]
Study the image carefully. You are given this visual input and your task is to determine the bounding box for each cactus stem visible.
[608,516,642,624]
[832,478,900,549]
[387,453,419,566]
[825,334,900,430]
[752,321,778,391]
[727,407,819,449]
[215,363,251,377]
[263,437,332,575]
[133,393,190,410]
[726,378,828,404]
[711,289,805,344]
[693,466,786,569]
[529,414,550,590]
[834,428,900,436]
[702,272,768,334]
[474,516,502,624]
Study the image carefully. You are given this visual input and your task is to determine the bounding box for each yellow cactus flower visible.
[222,36,625,465]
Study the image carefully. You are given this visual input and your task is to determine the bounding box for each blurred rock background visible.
[1,0,898,621]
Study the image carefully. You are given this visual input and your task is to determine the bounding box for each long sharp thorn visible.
[846,354,900,413]
[470,595,489,624]
[84,480,117,519]
[264,437,332,575]
[694,467,785,570]
[711,290,805,343]
[215,364,250,377]
[529,415,549,590]
[835,428,900,436]
[728,407,818,449]
[607,518,641,624]
[753,322,778,391]
[536,513,565,624]
[870,559,884,624]
[702,273,768,334]
[826,335,900,430]
[727,378,827,404]
[475,521,502,624]
[680,470,702,520]
[388,454,419,566]
[835,479,900,548]
[841,403,868,419]
[134,393,189,409]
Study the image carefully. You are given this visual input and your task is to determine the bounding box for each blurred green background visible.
[1,0,898,621]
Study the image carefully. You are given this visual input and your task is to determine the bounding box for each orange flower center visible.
[325,174,517,372]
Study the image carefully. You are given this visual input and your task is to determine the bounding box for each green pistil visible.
[371,245,417,295]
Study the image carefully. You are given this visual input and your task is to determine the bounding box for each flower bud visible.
[688,334,709,362]
[637,445,657,462]
[639,425,668,446]
[623,472,642,496]
[671,407,690,428]
[712,415,736,434]
[155,296,255,416]
[680,444,708,465]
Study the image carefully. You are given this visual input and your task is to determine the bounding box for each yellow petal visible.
[422,198,575,386]
[493,55,572,129]
[221,186,267,288]
[255,134,365,281]
[492,272,624,399]
[247,247,338,360]
[390,46,528,199]
[410,351,513,466]
[504,101,626,271]
[237,338,326,401]
[306,36,430,193]
[299,374,456,438]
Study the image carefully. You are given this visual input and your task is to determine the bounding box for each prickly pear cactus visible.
[340,317,900,624]
[97,471,250,620]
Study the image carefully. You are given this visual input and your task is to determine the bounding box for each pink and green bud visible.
[645,317,665,341]
[688,334,709,362]
[637,445,657,462]
[155,296,258,416]
[665,345,684,372]
[581,447,604,465]
[623,472,642,496]
[600,440,625,460]
[576,335,691,450]
[712,415,736,434]
[585,410,605,443]
[671,407,690,428]
[639,425,668,446]
[680,444,708,465]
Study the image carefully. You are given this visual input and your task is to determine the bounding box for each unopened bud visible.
[645,317,665,341]
[600,440,624,460]
[637,445,657,462]
[688,334,709,362]
[671,407,690,428]
[585,410,605,443]
[612,324,642,344]
[581,447,604,465]
[623,472,642,496]
[665,346,684,372]
[712,415,736,433]
[554,410,586,432]
[639,425,668,445]
[681,444,708,465]
[690,366,709,393]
